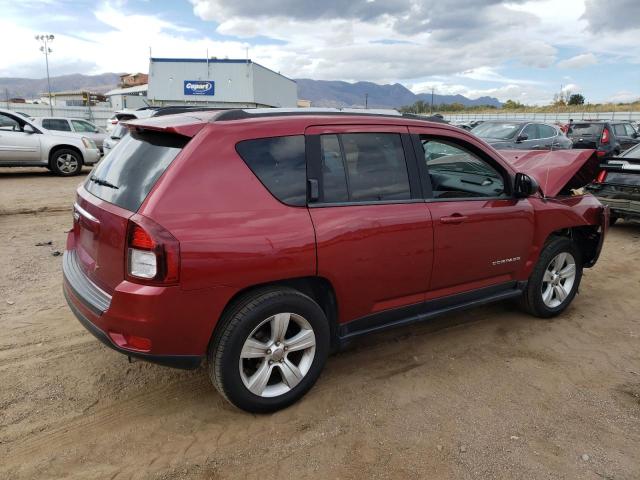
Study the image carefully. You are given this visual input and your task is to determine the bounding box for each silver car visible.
[0,108,101,176]
[31,117,107,152]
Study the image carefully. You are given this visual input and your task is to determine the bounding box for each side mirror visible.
[23,124,36,134]
[516,133,528,143]
[514,172,539,198]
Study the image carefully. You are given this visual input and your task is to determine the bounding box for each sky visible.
[0,0,638,105]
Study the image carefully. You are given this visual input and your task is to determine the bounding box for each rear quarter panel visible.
[139,121,316,319]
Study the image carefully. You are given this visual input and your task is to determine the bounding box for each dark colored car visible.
[568,121,639,158]
[587,143,640,224]
[63,109,607,412]
[471,121,572,150]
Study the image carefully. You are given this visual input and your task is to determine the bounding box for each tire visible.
[50,148,83,176]
[208,287,330,413]
[520,237,583,318]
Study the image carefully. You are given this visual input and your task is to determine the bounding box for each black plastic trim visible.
[63,286,202,370]
[62,251,111,316]
[338,281,526,341]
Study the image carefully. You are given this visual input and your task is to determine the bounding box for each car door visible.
[0,112,42,163]
[409,126,535,297]
[305,125,434,328]
[539,124,560,149]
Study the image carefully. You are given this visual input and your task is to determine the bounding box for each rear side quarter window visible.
[236,135,307,206]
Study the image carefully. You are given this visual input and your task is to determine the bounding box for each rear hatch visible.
[567,123,603,149]
[71,114,209,292]
[592,158,640,196]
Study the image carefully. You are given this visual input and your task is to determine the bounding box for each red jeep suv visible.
[63,109,607,412]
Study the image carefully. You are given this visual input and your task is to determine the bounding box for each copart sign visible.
[184,80,215,96]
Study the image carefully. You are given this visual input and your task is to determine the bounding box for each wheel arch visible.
[543,225,602,267]
[48,144,84,168]
[210,276,340,353]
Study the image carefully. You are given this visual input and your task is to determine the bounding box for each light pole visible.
[35,34,54,115]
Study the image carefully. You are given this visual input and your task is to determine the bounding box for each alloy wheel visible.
[541,252,576,308]
[56,153,79,174]
[239,312,316,398]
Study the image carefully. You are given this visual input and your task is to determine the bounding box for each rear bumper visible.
[62,251,202,370]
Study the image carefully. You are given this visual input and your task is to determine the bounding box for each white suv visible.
[0,108,100,176]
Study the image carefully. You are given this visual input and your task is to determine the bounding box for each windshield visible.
[84,131,187,211]
[567,123,603,136]
[471,122,521,140]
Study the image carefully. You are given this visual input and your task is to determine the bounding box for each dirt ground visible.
[1,167,639,480]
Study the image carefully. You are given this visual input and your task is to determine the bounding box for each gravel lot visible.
[1,167,639,480]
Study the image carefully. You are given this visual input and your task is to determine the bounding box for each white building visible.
[104,84,149,110]
[146,57,297,108]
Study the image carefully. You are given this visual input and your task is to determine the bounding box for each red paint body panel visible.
[499,149,600,196]
[63,113,607,360]
[428,199,535,291]
[309,203,433,324]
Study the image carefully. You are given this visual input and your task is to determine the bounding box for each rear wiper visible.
[89,175,119,189]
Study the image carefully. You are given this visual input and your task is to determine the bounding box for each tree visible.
[503,99,525,109]
[568,93,585,105]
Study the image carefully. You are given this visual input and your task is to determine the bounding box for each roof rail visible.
[212,107,436,123]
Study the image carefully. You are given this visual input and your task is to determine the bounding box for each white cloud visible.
[606,91,640,103]
[557,53,597,69]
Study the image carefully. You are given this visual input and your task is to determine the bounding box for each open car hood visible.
[498,149,600,197]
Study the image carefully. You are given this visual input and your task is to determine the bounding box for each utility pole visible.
[365,93,368,109]
[430,87,434,115]
[35,34,54,115]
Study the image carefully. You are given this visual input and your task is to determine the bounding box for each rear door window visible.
[84,131,187,212]
[613,124,627,136]
[522,124,540,140]
[539,124,557,138]
[236,135,307,206]
[42,119,71,131]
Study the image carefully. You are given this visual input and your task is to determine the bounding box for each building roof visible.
[105,84,149,96]
[149,57,295,83]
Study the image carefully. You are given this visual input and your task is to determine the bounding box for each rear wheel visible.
[50,148,83,176]
[208,288,330,413]
[520,237,583,318]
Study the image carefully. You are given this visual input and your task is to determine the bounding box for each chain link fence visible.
[443,111,640,123]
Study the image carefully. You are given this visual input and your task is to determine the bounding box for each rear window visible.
[236,135,307,206]
[84,130,187,212]
[42,119,71,131]
[568,123,602,136]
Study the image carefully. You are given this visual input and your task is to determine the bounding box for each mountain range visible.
[295,79,501,108]
[0,73,501,109]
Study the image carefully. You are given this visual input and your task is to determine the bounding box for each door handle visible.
[440,214,468,224]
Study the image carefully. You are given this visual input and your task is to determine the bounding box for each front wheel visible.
[208,288,330,413]
[520,237,583,318]
[50,148,83,176]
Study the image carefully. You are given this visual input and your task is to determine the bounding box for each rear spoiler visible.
[124,112,216,138]
[599,157,640,172]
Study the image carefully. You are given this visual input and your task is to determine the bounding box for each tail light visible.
[601,127,610,144]
[596,150,607,157]
[595,170,608,183]
[125,215,179,285]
